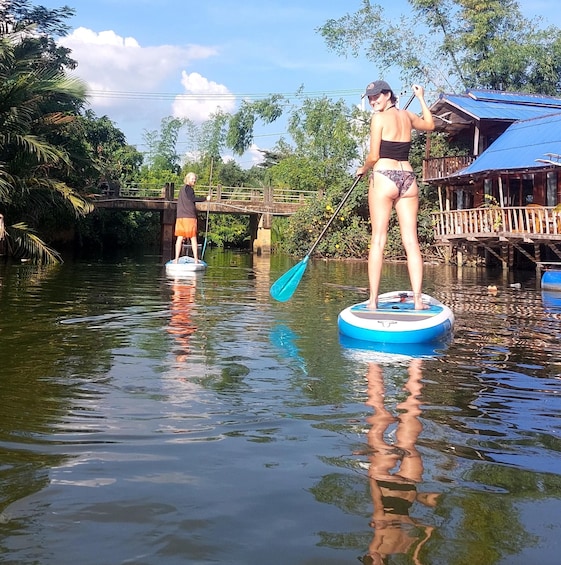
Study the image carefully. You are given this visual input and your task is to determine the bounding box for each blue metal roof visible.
[440,89,561,122]
[466,89,561,106]
[452,112,561,178]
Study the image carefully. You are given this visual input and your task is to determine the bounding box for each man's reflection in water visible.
[360,358,439,565]
[167,277,197,363]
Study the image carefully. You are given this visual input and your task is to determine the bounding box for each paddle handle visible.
[402,93,415,110]
[306,174,363,258]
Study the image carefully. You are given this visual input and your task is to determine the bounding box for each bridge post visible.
[252,214,272,255]
[165,182,175,200]
[252,186,273,255]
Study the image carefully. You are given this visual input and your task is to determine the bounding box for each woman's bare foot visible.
[414,294,429,310]
[366,297,378,310]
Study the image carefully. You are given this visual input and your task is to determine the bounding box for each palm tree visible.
[0,30,92,263]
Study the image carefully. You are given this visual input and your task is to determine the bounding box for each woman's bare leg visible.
[395,185,426,310]
[368,175,395,308]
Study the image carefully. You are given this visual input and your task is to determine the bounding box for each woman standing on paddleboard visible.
[357,81,434,310]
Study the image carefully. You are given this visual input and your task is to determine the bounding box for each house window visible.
[484,178,493,206]
[522,174,534,205]
[457,189,465,209]
[507,176,534,206]
[546,171,558,206]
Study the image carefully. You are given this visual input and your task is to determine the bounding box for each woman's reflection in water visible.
[360,358,439,565]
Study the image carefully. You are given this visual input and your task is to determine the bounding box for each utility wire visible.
[86,88,364,101]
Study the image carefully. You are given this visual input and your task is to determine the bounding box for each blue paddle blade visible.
[270,256,310,302]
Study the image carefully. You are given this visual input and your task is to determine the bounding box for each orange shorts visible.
[174,218,197,238]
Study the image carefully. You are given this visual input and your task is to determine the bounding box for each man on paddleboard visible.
[173,172,209,263]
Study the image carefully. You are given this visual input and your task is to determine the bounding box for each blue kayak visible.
[541,269,561,291]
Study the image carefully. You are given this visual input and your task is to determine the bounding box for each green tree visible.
[47,109,143,195]
[286,96,361,185]
[143,116,185,172]
[318,0,561,95]
[267,97,366,194]
[0,6,91,263]
[0,0,78,73]
[199,110,230,162]
[226,95,284,155]
[267,97,370,259]
[68,113,146,253]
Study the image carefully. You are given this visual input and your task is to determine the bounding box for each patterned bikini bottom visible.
[375,169,416,197]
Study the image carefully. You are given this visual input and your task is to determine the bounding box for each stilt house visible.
[425,89,561,270]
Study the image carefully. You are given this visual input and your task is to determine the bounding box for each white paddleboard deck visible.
[165,256,207,275]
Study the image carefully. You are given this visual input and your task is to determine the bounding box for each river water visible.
[1,250,560,565]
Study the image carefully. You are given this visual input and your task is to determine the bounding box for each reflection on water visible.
[359,358,438,565]
[269,323,308,376]
[339,333,450,361]
[168,274,198,362]
[1,253,561,564]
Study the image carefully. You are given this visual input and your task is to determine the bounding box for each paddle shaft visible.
[202,159,214,260]
[201,188,211,260]
[305,175,363,258]
[402,92,415,110]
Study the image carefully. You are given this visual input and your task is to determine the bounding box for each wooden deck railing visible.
[432,206,561,239]
[423,155,476,181]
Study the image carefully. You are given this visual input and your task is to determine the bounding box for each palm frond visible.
[3,133,68,164]
[50,180,94,215]
[0,165,14,201]
[5,222,62,264]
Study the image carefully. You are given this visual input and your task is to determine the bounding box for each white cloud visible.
[54,27,254,161]
[171,71,236,123]
[245,143,265,166]
[58,27,222,125]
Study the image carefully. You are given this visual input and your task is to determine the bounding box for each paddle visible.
[201,189,211,260]
[201,160,213,261]
[402,92,415,110]
[270,174,363,302]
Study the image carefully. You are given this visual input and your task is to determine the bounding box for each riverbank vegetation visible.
[1,0,560,263]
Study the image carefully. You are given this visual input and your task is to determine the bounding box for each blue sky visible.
[37,0,561,168]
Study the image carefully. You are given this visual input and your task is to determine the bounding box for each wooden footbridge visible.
[93,183,317,257]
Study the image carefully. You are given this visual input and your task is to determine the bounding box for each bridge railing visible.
[203,185,318,203]
[270,187,321,203]
[117,184,165,198]
[112,183,318,203]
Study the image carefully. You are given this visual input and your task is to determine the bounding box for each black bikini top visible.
[379,139,411,160]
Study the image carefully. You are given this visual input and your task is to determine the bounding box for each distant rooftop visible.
[432,89,561,123]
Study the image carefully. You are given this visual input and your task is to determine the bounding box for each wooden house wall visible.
[445,170,561,211]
